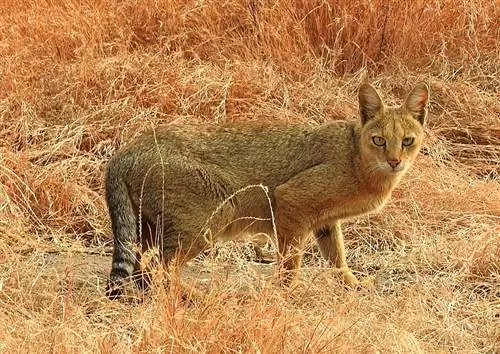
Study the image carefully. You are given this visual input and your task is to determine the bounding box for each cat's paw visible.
[341,270,375,291]
[341,270,360,287]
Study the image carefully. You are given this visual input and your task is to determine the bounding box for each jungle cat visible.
[105,82,429,299]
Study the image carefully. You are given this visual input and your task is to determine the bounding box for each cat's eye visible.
[402,137,414,147]
[372,136,385,147]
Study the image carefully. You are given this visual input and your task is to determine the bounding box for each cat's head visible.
[358,82,429,175]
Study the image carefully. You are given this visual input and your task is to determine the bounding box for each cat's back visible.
[110,119,358,185]
[130,119,355,155]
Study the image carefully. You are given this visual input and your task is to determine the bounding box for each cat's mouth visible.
[378,163,406,173]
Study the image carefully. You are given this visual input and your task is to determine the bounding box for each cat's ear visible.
[358,83,384,125]
[403,82,429,125]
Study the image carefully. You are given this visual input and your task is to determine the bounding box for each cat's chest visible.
[317,191,391,224]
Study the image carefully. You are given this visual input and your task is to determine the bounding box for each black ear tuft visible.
[358,84,384,125]
[403,82,429,125]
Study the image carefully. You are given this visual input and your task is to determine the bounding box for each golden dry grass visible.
[0,0,499,352]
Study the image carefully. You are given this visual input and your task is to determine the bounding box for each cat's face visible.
[358,83,429,175]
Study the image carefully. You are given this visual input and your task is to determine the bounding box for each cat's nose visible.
[387,159,401,168]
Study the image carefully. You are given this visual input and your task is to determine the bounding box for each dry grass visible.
[0,0,499,352]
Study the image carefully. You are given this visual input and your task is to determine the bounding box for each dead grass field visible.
[0,0,499,352]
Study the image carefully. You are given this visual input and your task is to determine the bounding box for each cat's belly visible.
[216,216,275,242]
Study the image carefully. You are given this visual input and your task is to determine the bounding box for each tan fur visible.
[105,83,429,298]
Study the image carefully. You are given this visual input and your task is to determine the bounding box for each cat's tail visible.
[105,157,138,299]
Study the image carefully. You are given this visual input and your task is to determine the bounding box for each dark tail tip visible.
[106,269,129,300]
[105,285,123,300]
